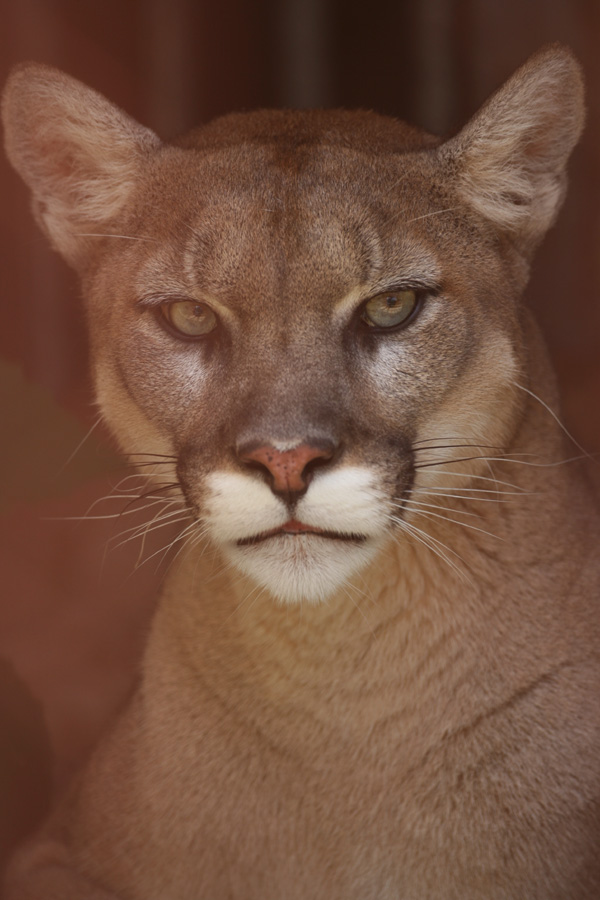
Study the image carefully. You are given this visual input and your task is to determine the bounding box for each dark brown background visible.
[1,0,599,867]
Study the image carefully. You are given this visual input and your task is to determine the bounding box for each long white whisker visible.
[411,487,524,501]
[110,515,191,557]
[414,435,492,446]
[391,515,471,585]
[46,496,179,524]
[415,482,523,501]
[163,519,206,566]
[134,514,193,568]
[58,415,104,473]
[395,505,503,542]
[150,519,204,573]
[75,232,158,243]
[391,513,467,568]
[489,455,589,469]
[415,468,525,491]
[413,442,505,452]
[110,474,176,489]
[224,581,267,623]
[399,496,483,517]
[42,492,174,522]
[109,505,188,550]
[339,582,374,634]
[513,381,593,459]
[404,206,461,225]
[419,453,591,471]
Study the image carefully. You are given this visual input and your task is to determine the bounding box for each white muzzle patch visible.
[204,466,389,603]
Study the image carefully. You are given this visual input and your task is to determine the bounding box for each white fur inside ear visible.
[442,46,584,250]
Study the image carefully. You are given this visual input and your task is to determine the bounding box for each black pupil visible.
[386,295,400,308]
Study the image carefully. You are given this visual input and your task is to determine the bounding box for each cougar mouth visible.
[237,519,367,546]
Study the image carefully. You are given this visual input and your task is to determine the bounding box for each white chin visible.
[222,533,382,605]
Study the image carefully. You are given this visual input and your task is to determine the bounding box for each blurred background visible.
[1,0,599,869]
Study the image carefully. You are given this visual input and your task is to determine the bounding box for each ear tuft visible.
[2,63,160,267]
[441,45,585,254]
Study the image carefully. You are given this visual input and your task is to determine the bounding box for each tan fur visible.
[2,45,600,899]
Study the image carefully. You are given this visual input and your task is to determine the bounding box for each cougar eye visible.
[160,299,218,338]
[361,289,419,330]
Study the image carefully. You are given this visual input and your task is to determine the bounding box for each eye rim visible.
[358,287,425,333]
[157,297,219,341]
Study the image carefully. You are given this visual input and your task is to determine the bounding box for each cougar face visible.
[83,116,522,603]
[3,50,582,605]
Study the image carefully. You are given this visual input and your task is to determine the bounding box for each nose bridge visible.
[236,385,338,452]
[234,332,343,449]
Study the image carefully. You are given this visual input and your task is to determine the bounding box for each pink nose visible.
[238,442,334,494]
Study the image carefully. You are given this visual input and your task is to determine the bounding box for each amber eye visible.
[360,289,418,329]
[160,300,218,338]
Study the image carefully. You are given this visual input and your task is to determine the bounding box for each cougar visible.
[2,44,599,900]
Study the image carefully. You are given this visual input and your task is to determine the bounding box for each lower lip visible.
[237,520,366,546]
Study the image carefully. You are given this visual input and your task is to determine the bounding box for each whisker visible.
[43,512,132,522]
[404,206,461,225]
[417,448,592,473]
[148,518,202,572]
[134,507,191,567]
[485,455,589,469]
[399,496,483,516]
[72,483,181,519]
[109,477,176,494]
[118,483,181,502]
[109,513,187,552]
[413,435,485,446]
[390,515,471,585]
[75,232,158,243]
[224,581,267,623]
[512,381,594,460]
[107,525,189,587]
[126,452,178,461]
[414,468,525,491]
[394,504,504,542]
[414,453,507,470]
[57,414,104,473]
[107,504,187,548]
[339,583,374,634]
[167,520,207,566]
[188,523,211,552]
[390,513,465,565]
[123,461,178,470]
[135,517,202,569]
[413,442,505,452]
[415,456,524,491]
[411,486,524,500]
[127,515,193,557]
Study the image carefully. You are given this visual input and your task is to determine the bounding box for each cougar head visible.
[2,46,584,602]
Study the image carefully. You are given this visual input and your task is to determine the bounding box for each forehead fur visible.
[174,108,441,156]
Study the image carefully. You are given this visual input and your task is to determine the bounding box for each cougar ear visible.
[441,45,584,254]
[2,63,160,267]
